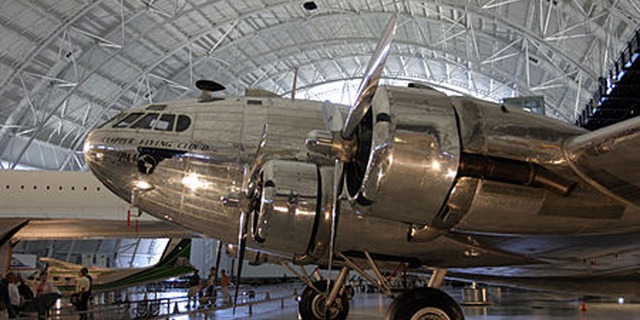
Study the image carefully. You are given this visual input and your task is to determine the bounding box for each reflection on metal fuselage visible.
[84,97,326,255]
[83,94,476,267]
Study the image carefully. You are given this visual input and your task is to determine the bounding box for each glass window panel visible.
[130,113,159,129]
[176,115,191,132]
[113,113,144,128]
[154,114,176,131]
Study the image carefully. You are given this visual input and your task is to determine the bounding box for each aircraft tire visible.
[298,280,349,320]
[385,287,464,320]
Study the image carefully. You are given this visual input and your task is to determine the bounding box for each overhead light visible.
[134,180,153,190]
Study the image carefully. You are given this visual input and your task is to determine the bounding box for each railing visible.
[39,285,302,319]
[575,28,640,129]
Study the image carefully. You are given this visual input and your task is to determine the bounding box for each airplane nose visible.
[83,129,122,176]
[83,128,139,200]
[83,130,104,165]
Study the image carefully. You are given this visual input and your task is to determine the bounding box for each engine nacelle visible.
[253,160,322,261]
[346,86,461,225]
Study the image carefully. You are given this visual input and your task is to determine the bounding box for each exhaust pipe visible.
[458,153,575,196]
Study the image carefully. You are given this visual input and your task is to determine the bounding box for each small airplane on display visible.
[83,14,640,320]
[22,238,193,293]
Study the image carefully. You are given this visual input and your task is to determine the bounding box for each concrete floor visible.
[169,287,640,320]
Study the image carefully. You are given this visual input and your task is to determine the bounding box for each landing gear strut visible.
[298,280,349,320]
[291,256,465,320]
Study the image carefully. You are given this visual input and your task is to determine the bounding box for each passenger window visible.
[154,114,176,131]
[131,113,159,129]
[113,113,144,128]
[176,115,191,132]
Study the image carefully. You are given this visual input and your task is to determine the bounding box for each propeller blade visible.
[244,123,269,196]
[214,240,223,285]
[325,159,344,317]
[232,210,248,314]
[321,101,345,132]
[342,14,397,139]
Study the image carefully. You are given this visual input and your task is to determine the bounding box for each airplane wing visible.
[565,116,640,207]
[39,257,109,272]
[0,170,197,239]
[0,219,29,245]
[33,239,194,293]
[13,219,197,240]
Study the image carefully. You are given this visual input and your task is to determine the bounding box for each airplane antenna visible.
[291,67,299,101]
[195,79,226,101]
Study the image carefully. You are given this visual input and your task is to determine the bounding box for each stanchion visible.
[265,291,271,300]
[173,302,180,314]
[249,303,253,315]
[280,298,285,308]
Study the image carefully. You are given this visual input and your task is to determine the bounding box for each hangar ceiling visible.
[0,0,638,170]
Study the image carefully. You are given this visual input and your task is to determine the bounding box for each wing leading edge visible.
[565,116,640,208]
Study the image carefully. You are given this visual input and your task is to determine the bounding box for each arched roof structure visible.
[1,0,638,170]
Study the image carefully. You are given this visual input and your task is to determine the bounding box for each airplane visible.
[81,14,640,320]
[21,238,193,293]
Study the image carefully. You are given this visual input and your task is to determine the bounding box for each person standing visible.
[207,267,217,297]
[35,272,60,320]
[187,270,200,309]
[75,268,91,320]
[220,269,229,305]
[16,275,33,303]
[0,274,10,320]
[6,273,19,318]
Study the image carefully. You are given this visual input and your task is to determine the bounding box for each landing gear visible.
[298,280,350,320]
[386,287,464,320]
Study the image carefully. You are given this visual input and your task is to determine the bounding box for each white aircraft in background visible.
[82,14,640,320]
[25,239,193,293]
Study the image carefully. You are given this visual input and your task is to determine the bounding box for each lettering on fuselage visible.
[101,137,213,152]
[116,152,137,164]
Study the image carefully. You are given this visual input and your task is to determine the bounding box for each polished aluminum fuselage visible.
[84,87,640,285]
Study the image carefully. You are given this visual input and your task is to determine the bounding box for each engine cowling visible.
[346,86,461,225]
[252,160,329,263]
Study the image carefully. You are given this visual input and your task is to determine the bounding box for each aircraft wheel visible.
[298,280,349,320]
[386,287,464,320]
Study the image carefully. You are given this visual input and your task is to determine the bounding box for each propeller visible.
[232,123,269,313]
[341,14,397,139]
[214,240,223,292]
[308,14,398,318]
[232,208,248,313]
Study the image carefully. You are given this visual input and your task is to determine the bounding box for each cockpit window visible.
[99,113,125,129]
[153,114,175,131]
[146,104,167,111]
[113,112,144,128]
[130,113,159,129]
[176,115,191,132]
